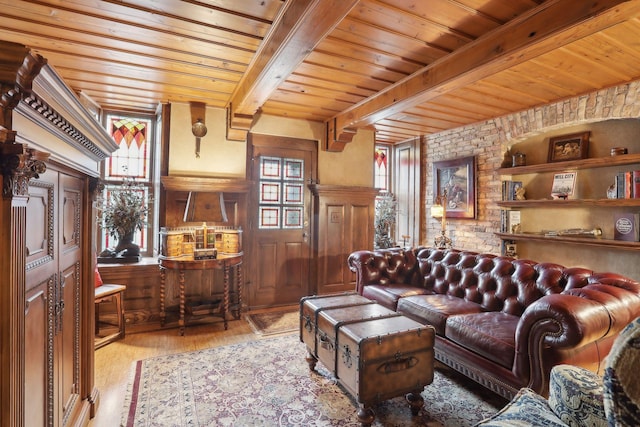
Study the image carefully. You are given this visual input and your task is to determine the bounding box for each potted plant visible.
[99,178,148,260]
[374,192,397,249]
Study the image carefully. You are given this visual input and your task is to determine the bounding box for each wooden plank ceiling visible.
[2,0,640,147]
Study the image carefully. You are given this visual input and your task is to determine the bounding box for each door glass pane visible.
[258,156,304,229]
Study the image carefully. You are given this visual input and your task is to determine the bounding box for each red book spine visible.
[634,170,640,199]
[625,171,632,199]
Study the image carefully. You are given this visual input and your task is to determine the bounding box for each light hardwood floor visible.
[89,318,263,427]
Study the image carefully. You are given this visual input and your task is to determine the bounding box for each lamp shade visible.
[431,205,444,218]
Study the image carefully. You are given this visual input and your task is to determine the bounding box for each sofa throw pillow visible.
[603,316,640,427]
[548,365,606,427]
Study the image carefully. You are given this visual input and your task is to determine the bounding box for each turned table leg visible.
[178,269,185,336]
[223,263,229,330]
[159,266,166,327]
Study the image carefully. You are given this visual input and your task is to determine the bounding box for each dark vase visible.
[114,230,140,257]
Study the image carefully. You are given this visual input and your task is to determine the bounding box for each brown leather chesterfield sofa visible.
[347,247,640,400]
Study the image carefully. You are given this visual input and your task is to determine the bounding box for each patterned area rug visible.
[245,310,298,336]
[122,335,507,426]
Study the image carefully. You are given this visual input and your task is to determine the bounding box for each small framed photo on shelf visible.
[547,131,590,162]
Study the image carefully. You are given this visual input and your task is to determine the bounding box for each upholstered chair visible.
[474,316,640,427]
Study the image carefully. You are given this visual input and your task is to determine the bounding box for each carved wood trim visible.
[25,179,54,271]
[0,145,49,199]
[19,94,111,160]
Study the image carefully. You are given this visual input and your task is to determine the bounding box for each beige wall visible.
[168,103,246,178]
[169,103,375,186]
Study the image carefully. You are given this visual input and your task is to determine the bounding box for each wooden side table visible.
[158,254,243,335]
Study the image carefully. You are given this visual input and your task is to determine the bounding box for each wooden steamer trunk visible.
[300,294,435,426]
[300,293,373,355]
[314,304,398,373]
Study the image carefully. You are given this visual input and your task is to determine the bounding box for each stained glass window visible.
[258,156,304,229]
[374,145,389,190]
[101,114,154,253]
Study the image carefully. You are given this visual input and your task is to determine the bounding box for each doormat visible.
[245,309,298,336]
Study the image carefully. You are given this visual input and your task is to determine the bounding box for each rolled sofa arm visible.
[514,281,640,394]
[347,248,422,294]
[348,250,377,294]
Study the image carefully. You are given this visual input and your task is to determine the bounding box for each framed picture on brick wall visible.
[433,155,477,219]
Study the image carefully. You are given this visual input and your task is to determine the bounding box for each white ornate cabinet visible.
[0,42,116,427]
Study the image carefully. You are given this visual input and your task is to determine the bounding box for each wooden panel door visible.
[25,171,57,427]
[247,134,317,308]
[56,173,83,426]
[24,169,83,427]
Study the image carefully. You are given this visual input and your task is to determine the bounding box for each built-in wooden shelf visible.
[497,153,640,175]
[497,199,640,208]
[495,232,640,251]
[161,176,253,193]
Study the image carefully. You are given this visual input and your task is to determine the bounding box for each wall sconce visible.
[431,190,452,249]
[190,101,207,158]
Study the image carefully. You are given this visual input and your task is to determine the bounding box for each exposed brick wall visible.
[421,80,640,253]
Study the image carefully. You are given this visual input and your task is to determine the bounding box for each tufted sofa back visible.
[416,248,597,316]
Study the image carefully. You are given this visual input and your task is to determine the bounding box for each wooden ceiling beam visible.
[330,0,640,141]
[227,0,359,141]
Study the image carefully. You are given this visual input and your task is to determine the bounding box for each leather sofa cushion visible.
[446,312,518,369]
[362,284,431,310]
[396,294,483,335]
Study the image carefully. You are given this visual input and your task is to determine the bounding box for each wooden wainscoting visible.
[310,185,379,295]
[97,259,162,333]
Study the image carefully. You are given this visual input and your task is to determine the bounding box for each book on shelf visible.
[614,213,640,241]
[501,209,521,233]
[501,180,523,201]
[508,210,521,234]
[615,171,639,199]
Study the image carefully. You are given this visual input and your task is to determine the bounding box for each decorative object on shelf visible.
[607,182,617,199]
[504,241,517,257]
[501,147,513,168]
[512,151,526,167]
[611,147,628,156]
[431,190,452,249]
[548,131,590,162]
[551,172,577,199]
[98,178,149,263]
[515,185,526,200]
[544,228,602,238]
[374,192,397,249]
[433,155,476,219]
[614,213,640,241]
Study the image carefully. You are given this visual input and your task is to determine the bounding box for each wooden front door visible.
[247,134,317,308]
